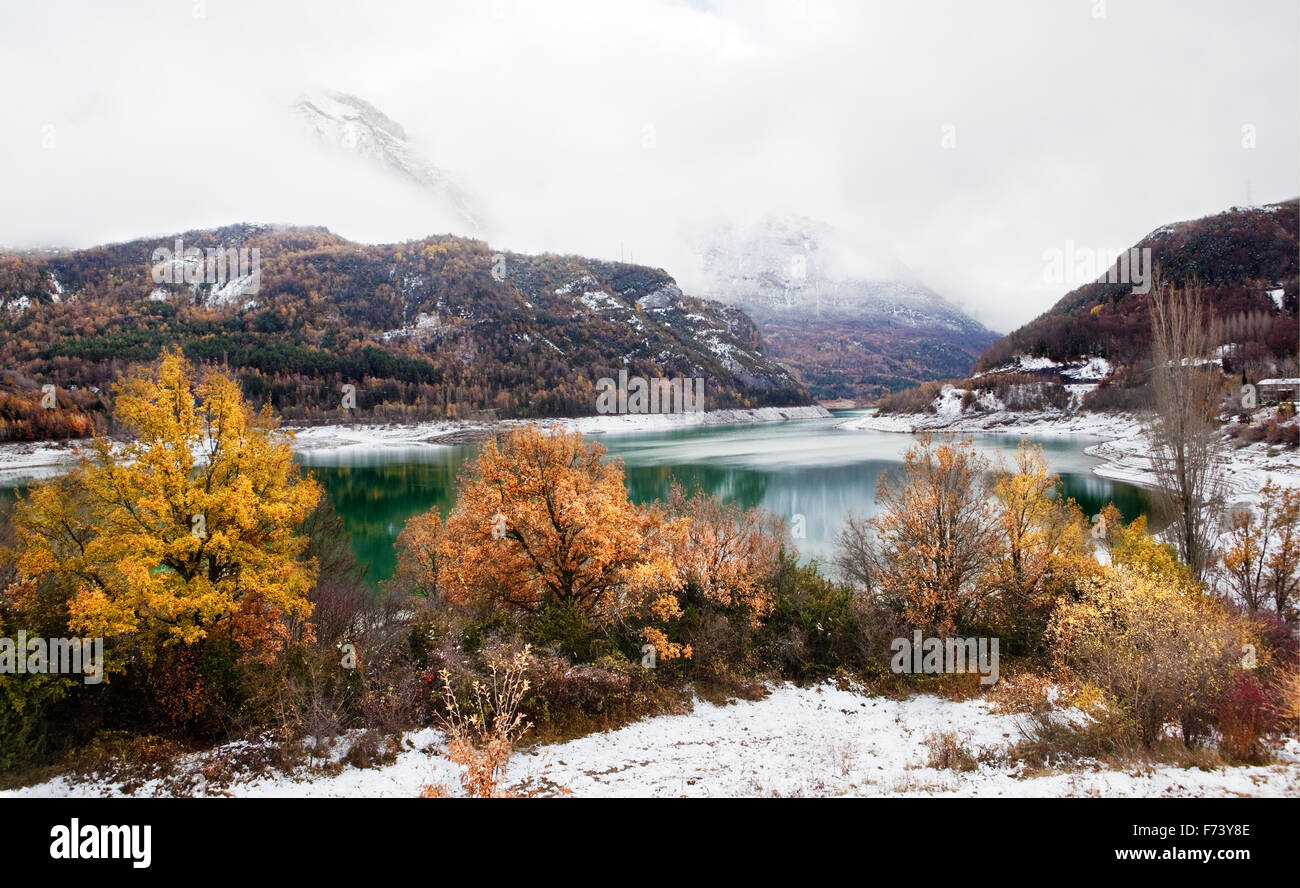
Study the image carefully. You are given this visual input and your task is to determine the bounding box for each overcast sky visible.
[2,0,1296,331]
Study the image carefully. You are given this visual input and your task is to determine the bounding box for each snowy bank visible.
[0,439,93,485]
[0,407,832,481]
[287,406,832,454]
[838,409,1300,504]
[6,684,1296,798]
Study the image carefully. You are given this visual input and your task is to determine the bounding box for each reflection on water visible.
[297,411,1152,585]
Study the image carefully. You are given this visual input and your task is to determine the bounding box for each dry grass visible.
[421,644,546,798]
[1272,662,1300,724]
[923,731,981,772]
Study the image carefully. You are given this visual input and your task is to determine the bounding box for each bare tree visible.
[834,435,1000,635]
[1145,276,1228,581]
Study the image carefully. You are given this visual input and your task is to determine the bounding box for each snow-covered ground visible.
[837,409,1300,506]
[6,684,1296,798]
[275,406,832,454]
[0,406,832,482]
[0,439,92,485]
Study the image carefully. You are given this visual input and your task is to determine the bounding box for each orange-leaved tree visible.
[392,509,446,601]
[8,348,321,669]
[435,427,676,635]
[661,482,783,620]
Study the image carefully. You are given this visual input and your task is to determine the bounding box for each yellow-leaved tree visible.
[986,441,1096,654]
[9,348,321,669]
[1049,560,1251,745]
[1216,480,1300,620]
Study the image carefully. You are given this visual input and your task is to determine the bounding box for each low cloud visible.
[2,0,1295,332]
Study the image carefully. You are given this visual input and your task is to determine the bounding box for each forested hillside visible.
[880,201,1299,415]
[976,201,1298,374]
[0,225,807,440]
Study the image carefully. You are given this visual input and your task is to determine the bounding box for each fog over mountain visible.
[2,0,1297,331]
[293,89,488,237]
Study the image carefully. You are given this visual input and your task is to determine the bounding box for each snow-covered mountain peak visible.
[293,89,486,237]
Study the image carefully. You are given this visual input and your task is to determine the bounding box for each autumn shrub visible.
[986,671,1072,714]
[924,731,980,771]
[523,649,681,743]
[1214,481,1300,620]
[660,483,783,619]
[135,643,228,735]
[835,435,1000,637]
[342,730,402,770]
[984,443,1098,660]
[357,653,437,737]
[618,483,787,687]
[1238,423,1268,444]
[1265,417,1300,447]
[1108,513,1194,587]
[1270,660,1300,725]
[1007,701,1141,768]
[388,509,445,602]
[60,730,190,795]
[422,645,534,798]
[1049,563,1250,746]
[1211,672,1275,762]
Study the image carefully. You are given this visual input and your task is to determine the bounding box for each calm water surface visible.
[297,411,1151,584]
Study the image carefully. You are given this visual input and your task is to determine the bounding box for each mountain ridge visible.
[878,200,1299,416]
[0,225,808,442]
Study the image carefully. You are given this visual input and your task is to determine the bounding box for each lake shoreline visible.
[836,409,1300,506]
[286,405,833,453]
[11,403,1297,511]
[0,405,833,483]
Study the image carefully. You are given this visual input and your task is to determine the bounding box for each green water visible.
[296,411,1152,585]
